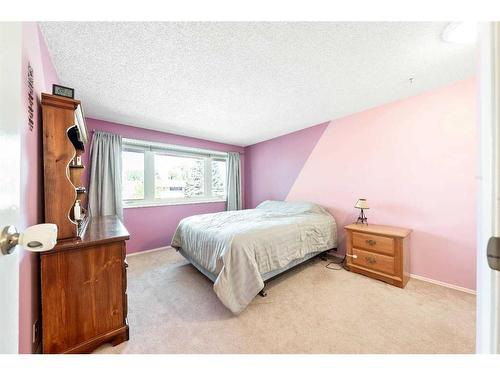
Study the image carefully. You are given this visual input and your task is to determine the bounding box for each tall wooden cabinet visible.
[41,94,87,239]
[40,94,130,353]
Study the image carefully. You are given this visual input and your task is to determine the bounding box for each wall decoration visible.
[27,63,34,131]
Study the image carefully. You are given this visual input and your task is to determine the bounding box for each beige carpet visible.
[96,248,475,354]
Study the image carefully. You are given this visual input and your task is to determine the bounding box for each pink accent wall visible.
[244,122,328,209]
[82,118,245,254]
[286,79,477,290]
[19,23,60,353]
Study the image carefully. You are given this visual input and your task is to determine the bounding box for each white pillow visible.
[256,200,325,214]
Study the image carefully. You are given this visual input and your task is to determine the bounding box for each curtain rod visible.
[90,129,243,154]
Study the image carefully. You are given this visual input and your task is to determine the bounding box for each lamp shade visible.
[354,198,369,209]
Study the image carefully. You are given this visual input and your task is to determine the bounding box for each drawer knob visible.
[365,256,377,264]
[366,239,377,246]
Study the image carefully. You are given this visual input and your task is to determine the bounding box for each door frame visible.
[0,22,23,354]
[477,21,500,354]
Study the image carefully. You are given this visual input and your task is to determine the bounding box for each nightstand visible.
[344,223,412,288]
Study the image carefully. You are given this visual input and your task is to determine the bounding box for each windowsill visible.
[123,198,226,209]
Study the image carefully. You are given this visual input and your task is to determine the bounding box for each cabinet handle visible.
[365,256,377,264]
[366,239,377,246]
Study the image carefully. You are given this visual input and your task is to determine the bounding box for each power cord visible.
[325,254,347,271]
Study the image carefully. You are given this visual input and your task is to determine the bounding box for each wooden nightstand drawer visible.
[352,232,394,255]
[352,248,395,275]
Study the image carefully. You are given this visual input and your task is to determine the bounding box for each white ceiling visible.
[39,22,476,146]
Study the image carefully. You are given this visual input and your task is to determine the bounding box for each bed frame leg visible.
[259,286,267,297]
[320,249,336,261]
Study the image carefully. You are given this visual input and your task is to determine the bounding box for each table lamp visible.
[355,198,369,225]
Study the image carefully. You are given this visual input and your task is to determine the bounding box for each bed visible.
[171,200,337,314]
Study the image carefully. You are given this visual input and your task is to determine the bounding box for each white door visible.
[0,22,22,354]
[477,22,500,354]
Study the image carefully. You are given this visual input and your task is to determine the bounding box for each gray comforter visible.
[171,200,337,314]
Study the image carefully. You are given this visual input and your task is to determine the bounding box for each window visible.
[211,159,226,197]
[154,154,205,199]
[122,150,145,200]
[121,139,227,207]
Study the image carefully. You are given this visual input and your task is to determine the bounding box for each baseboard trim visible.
[127,246,171,257]
[410,274,476,295]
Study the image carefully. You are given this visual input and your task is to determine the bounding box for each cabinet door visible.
[41,242,125,353]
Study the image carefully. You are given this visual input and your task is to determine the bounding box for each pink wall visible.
[244,122,328,209]
[83,118,245,254]
[285,79,477,290]
[84,81,477,289]
[19,23,60,353]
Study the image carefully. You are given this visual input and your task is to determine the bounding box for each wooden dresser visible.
[40,93,129,353]
[344,224,411,288]
[40,216,130,353]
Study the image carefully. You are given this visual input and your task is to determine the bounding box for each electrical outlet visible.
[32,319,40,345]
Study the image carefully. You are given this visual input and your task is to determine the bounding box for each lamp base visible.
[355,209,368,225]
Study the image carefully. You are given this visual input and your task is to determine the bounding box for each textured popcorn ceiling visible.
[39,22,476,146]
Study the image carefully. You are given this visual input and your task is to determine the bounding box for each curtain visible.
[88,131,123,219]
[226,152,242,211]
